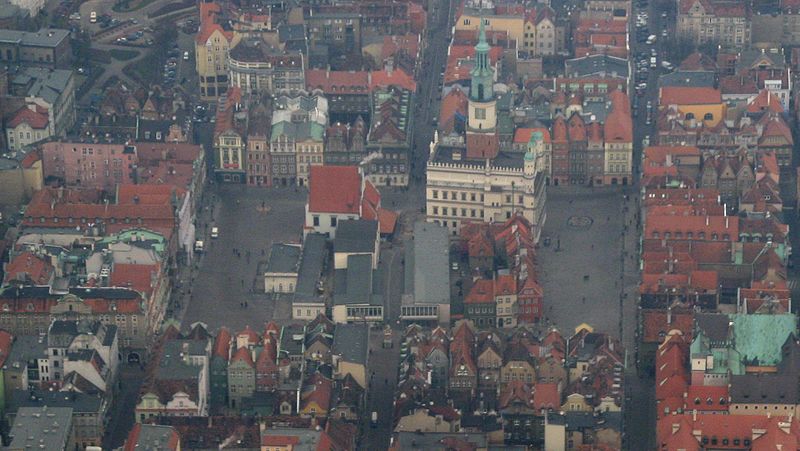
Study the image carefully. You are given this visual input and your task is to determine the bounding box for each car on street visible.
[211,227,219,239]
[184,51,190,60]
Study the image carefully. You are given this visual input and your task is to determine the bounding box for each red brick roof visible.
[439,87,468,134]
[679,52,718,71]
[7,106,48,129]
[308,166,361,214]
[660,87,722,106]
[466,133,500,159]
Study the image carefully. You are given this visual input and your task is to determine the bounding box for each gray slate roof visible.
[6,388,104,414]
[730,373,800,404]
[565,54,629,79]
[266,243,301,274]
[294,233,327,302]
[658,71,717,89]
[0,28,69,47]
[334,220,378,254]
[332,323,368,365]
[8,406,73,451]
[130,424,178,450]
[333,254,383,306]
[404,222,450,305]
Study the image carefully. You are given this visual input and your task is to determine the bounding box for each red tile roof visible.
[196,2,233,44]
[7,106,48,129]
[230,346,254,367]
[213,327,231,361]
[0,330,13,368]
[465,279,495,304]
[23,188,175,238]
[308,166,362,214]
[660,87,722,106]
[641,308,694,343]
[658,414,800,450]
[370,68,417,92]
[679,52,718,71]
[439,87,468,134]
[513,128,551,144]
[533,382,560,410]
[645,215,738,240]
[3,252,53,285]
[684,385,729,412]
[306,69,370,94]
[604,90,632,142]
[262,435,300,446]
[747,89,784,114]
[110,263,158,297]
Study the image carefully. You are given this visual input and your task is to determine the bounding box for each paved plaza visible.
[180,185,306,331]
[539,186,637,342]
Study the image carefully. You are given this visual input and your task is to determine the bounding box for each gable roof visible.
[308,166,362,214]
[7,105,49,129]
[660,87,722,105]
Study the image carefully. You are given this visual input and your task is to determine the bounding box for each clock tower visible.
[466,18,499,159]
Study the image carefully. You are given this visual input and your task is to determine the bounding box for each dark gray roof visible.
[266,243,302,274]
[334,220,378,254]
[7,406,73,451]
[131,424,178,450]
[294,233,327,302]
[6,389,104,414]
[695,313,731,342]
[332,323,368,365]
[5,335,47,370]
[156,340,206,380]
[404,221,449,305]
[278,23,306,42]
[564,411,594,430]
[730,373,800,404]
[333,254,374,305]
[393,431,488,450]
[565,54,629,79]
[0,28,69,47]
[658,71,717,89]
[279,323,305,357]
[431,146,526,169]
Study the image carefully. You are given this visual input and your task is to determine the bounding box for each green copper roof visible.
[729,313,797,367]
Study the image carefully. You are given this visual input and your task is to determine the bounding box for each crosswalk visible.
[788,280,798,290]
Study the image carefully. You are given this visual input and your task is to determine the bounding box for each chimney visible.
[692,409,697,421]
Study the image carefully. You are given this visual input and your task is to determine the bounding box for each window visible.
[475,108,486,120]
[330,217,337,227]
[704,113,714,121]
[313,216,320,227]
[432,190,439,199]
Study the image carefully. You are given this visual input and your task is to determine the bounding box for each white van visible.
[90,11,97,23]
[646,35,657,45]
[194,240,204,252]
[211,227,219,239]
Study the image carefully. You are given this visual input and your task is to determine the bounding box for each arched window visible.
[685,112,695,120]
[704,113,714,121]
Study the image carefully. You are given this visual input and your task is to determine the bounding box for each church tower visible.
[466,18,499,159]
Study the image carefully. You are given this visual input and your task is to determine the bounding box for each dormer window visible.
[2,304,8,312]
